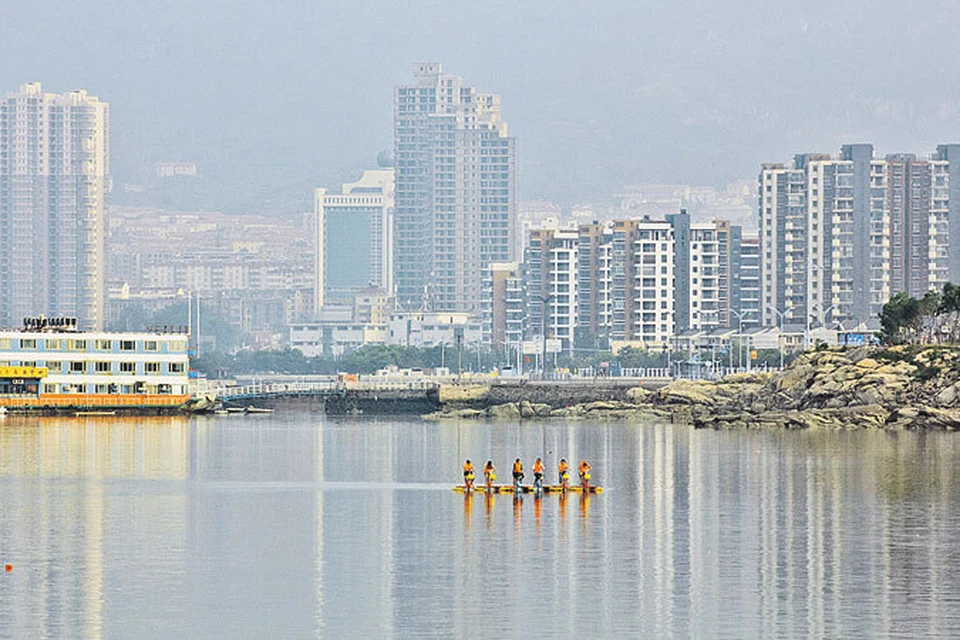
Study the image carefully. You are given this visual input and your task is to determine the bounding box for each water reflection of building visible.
[0,418,188,637]
[316,418,396,636]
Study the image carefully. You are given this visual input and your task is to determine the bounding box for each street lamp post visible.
[808,303,837,348]
[540,294,552,380]
[730,309,755,372]
[768,306,795,370]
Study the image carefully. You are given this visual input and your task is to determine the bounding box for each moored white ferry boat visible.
[0,316,190,414]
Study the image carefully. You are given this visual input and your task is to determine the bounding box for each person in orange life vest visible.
[532,457,544,484]
[463,459,475,487]
[483,460,496,485]
[558,458,570,485]
[512,458,524,483]
[579,460,592,486]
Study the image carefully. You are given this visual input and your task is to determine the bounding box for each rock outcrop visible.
[425,346,960,430]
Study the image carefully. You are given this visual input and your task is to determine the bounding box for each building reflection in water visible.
[1,416,959,637]
[0,416,189,638]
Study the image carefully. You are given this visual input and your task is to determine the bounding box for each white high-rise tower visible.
[393,63,517,312]
[0,82,110,329]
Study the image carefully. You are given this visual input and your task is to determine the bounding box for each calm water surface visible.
[0,413,959,638]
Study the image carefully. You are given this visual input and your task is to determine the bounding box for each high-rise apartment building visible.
[666,210,741,333]
[737,233,762,330]
[313,169,394,312]
[760,144,958,332]
[481,262,523,350]
[484,213,751,351]
[524,227,579,351]
[0,82,110,329]
[394,63,517,312]
[574,218,676,347]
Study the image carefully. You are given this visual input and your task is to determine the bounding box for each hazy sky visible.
[3,0,960,213]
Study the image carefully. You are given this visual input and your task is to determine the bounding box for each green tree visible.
[880,292,920,345]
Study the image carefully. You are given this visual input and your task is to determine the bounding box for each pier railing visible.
[197,379,441,401]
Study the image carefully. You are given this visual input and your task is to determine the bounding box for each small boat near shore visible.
[244,406,274,414]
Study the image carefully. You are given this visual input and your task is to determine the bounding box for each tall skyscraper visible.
[394,63,517,312]
[759,144,956,332]
[0,82,110,330]
[313,168,394,312]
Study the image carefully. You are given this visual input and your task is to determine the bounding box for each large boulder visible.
[487,402,521,419]
[657,380,722,406]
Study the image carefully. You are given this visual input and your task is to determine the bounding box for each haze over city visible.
[4,0,960,213]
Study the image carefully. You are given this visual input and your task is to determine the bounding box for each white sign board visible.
[522,338,562,354]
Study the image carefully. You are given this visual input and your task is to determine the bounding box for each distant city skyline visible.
[4,1,960,214]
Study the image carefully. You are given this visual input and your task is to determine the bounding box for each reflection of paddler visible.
[463,492,473,524]
[580,492,590,518]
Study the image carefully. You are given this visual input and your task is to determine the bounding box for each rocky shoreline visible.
[426,346,960,430]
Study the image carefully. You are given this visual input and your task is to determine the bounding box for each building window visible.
[144,341,159,352]
[120,362,135,373]
[70,361,86,373]
[145,362,161,374]
[45,339,61,350]
[96,339,112,350]
[20,339,36,349]
[67,340,86,351]
[95,361,111,373]
[169,362,185,374]
[120,340,136,351]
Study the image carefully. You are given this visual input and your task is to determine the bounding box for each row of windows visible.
[0,337,186,352]
[40,383,185,395]
[1,360,185,374]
